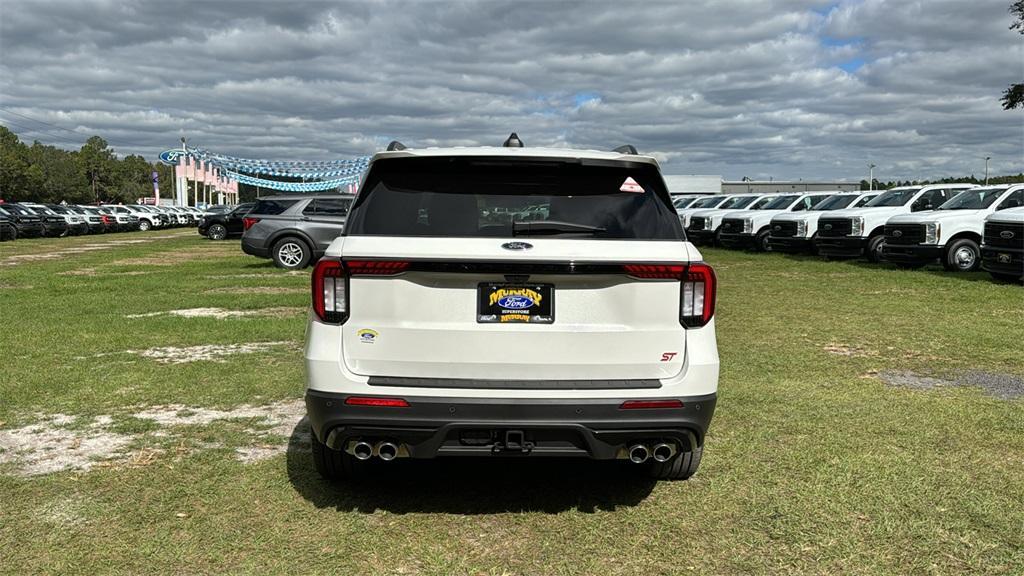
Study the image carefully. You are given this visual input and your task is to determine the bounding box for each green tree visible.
[77,136,116,202]
[1003,1,1024,109]
[0,125,32,200]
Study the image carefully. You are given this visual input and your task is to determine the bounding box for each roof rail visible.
[386,141,407,151]
[612,145,638,155]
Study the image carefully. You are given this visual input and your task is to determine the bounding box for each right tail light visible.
[624,262,716,328]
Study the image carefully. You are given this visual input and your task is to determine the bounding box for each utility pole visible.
[868,164,876,191]
[985,157,991,185]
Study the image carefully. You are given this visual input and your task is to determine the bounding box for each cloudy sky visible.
[1,0,1021,181]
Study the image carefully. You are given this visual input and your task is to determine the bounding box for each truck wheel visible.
[648,445,703,480]
[943,238,980,272]
[272,237,311,269]
[311,433,369,482]
[138,219,151,232]
[754,230,771,252]
[866,235,885,262]
[713,229,723,247]
[207,224,228,241]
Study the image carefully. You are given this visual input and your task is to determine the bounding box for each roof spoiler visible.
[386,141,407,151]
[612,145,638,155]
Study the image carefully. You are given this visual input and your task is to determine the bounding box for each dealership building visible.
[663,175,860,195]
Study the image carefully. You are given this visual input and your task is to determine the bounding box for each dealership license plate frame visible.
[477,283,555,324]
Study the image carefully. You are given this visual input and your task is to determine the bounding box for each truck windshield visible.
[689,196,727,209]
[937,188,1006,210]
[811,195,857,211]
[760,195,800,210]
[865,188,921,207]
[346,157,683,240]
[718,196,758,210]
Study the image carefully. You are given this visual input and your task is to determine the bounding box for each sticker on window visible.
[619,177,644,193]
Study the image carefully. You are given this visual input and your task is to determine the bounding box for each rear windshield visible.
[252,199,299,215]
[346,157,683,240]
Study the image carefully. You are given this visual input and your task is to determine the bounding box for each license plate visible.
[998,253,1012,264]
[477,283,554,324]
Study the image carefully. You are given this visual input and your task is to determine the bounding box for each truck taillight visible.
[680,263,716,328]
[242,217,260,231]
[312,259,348,324]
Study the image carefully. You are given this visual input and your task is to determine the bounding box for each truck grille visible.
[985,222,1024,249]
[771,221,798,237]
[688,217,706,231]
[818,218,852,237]
[720,218,746,234]
[885,223,926,245]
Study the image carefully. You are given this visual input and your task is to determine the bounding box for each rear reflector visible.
[620,400,684,409]
[242,217,260,231]
[344,396,410,408]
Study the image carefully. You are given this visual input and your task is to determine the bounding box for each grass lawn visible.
[1,231,1022,575]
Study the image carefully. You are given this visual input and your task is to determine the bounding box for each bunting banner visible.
[223,169,362,192]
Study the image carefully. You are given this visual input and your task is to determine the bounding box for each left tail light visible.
[312,259,347,324]
[242,217,260,231]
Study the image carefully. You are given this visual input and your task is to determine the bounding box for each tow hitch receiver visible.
[493,430,534,454]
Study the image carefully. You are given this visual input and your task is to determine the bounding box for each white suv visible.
[103,204,162,231]
[304,140,719,482]
[815,184,976,261]
[883,185,1024,271]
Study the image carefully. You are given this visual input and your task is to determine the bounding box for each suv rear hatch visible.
[320,156,711,384]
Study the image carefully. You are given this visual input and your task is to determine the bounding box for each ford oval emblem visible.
[893,230,903,237]
[501,242,533,251]
[1001,230,1015,239]
[824,224,832,230]
[773,225,781,231]
[497,295,535,309]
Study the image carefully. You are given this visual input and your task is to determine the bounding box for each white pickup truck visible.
[685,195,777,246]
[768,192,877,253]
[883,185,1024,271]
[815,184,977,262]
[717,192,835,252]
[981,205,1024,282]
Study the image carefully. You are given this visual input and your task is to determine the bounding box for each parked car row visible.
[675,183,1024,283]
[0,202,214,242]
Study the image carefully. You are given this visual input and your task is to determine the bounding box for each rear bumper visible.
[305,390,717,459]
[981,246,1024,278]
[768,236,813,252]
[882,244,943,263]
[816,236,866,257]
[241,236,270,258]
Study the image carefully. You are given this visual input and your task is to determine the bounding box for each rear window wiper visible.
[512,220,607,236]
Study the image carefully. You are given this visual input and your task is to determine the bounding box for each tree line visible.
[859,174,1024,191]
[0,125,176,204]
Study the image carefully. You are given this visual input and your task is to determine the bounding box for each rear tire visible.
[311,433,370,482]
[272,237,311,269]
[207,224,228,241]
[648,445,703,480]
[943,238,980,272]
[866,234,885,262]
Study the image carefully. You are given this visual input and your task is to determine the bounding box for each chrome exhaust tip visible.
[377,441,399,461]
[628,444,650,464]
[652,443,676,463]
[352,441,374,461]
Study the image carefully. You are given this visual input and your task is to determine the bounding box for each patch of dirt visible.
[203,286,307,295]
[876,370,1024,400]
[57,268,98,276]
[203,271,307,279]
[0,232,196,266]
[0,399,306,476]
[113,248,238,266]
[138,341,294,364]
[823,343,875,358]
[125,307,304,320]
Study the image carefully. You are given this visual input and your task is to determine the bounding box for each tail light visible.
[312,259,410,324]
[623,262,716,328]
[312,259,347,324]
[242,217,260,231]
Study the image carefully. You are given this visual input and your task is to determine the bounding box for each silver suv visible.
[240,194,354,269]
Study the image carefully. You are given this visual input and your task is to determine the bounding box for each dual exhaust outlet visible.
[350,440,401,461]
[628,442,677,464]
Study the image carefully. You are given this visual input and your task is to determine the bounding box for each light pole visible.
[868,164,876,191]
[985,156,991,185]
